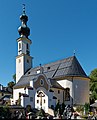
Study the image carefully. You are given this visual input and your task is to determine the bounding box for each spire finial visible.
[39,64,41,67]
[73,50,76,56]
[22,4,26,14]
[18,4,30,38]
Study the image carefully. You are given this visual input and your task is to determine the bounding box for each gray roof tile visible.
[14,56,88,88]
[50,79,65,90]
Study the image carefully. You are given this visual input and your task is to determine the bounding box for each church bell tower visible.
[16,5,32,83]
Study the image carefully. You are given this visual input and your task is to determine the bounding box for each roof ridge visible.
[30,56,75,69]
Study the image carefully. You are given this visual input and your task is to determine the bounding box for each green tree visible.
[0,106,11,118]
[7,81,15,89]
[25,105,32,113]
[55,101,60,112]
[36,108,46,118]
[7,74,16,89]
[55,101,63,115]
[84,103,90,115]
[89,68,97,104]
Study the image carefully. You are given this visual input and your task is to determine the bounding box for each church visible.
[11,6,90,113]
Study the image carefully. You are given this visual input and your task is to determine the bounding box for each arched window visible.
[65,88,70,101]
[19,43,21,49]
[26,43,30,55]
[40,79,44,86]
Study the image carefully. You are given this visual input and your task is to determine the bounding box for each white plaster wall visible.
[42,94,48,113]
[21,96,29,107]
[21,96,33,108]
[30,80,33,87]
[28,89,35,108]
[57,79,72,90]
[52,88,64,104]
[73,79,89,105]
[16,55,32,83]
[16,56,24,83]
[35,88,48,113]
[24,55,32,73]
[18,39,30,55]
[18,41,22,55]
[48,91,56,108]
[22,40,30,54]
[57,79,73,104]
[16,88,35,108]
[16,38,32,83]
[13,88,25,104]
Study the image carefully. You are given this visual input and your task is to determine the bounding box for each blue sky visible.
[0,0,97,86]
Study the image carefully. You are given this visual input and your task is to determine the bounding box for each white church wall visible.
[16,56,24,83]
[48,91,56,108]
[57,79,73,105]
[35,88,48,113]
[21,96,29,107]
[13,88,25,104]
[21,95,34,108]
[73,79,89,105]
[20,88,35,108]
[28,89,35,108]
[42,94,48,113]
[51,88,64,104]
[24,55,32,73]
[18,41,22,55]
[30,80,33,87]
[22,40,30,54]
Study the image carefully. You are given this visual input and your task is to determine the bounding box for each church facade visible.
[11,7,90,113]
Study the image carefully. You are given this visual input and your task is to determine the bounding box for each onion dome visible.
[18,4,30,38]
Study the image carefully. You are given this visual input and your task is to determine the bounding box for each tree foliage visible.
[55,101,65,115]
[25,105,32,113]
[0,106,11,118]
[36,108,46,117]
[55,101,60,112]
[7,74,16,89]
[7,81,15,89]
[89,68,97,104]
[84,103,90,114]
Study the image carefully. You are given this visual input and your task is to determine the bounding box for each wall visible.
[57,78,90,105]
[13,88,25,105]
[35,87,48,113]
[73,79,89,105]
[16,55,24,83]
[57,79,73,105]
[51,87,64,104]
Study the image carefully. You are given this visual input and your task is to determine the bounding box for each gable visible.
[34,74,49,90]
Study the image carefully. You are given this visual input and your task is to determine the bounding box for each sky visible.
[0,0,97,86]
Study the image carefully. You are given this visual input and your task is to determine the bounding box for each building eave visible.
[17,37,32,44]
[53,75,90,81]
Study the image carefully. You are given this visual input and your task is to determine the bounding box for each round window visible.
[40,79,44,86]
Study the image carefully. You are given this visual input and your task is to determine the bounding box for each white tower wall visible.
[16,38,32,83]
